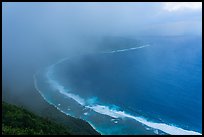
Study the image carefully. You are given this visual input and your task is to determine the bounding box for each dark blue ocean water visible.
[34,36,202,135]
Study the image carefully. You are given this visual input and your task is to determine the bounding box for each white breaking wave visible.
[84,112,88,115]
[103,44,150,54]
[86,105,123,119]
[59,89,85,106]
[86,105,201,135]
[46,67,85,106]
[34,49,201,135]
[33,70,99,134]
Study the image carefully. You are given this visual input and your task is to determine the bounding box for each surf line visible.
[44,67,202,135]
[45,59,201,135]
[102,44,150,54]
[85,105,201,135]
[33,43,201,135]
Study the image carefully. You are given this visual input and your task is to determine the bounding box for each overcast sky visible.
[2,2,202,73]
[2,2,202,107]
[3,2,202,37]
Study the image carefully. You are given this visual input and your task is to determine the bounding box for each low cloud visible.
[163,2,202,12]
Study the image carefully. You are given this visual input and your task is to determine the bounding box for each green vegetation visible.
[37,104,100,135]
[2,101,71,135]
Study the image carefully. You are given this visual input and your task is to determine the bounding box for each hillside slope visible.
[2,101,72,135]
[2,101,100,135]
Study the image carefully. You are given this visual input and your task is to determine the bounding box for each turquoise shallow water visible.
[34,36,202,135]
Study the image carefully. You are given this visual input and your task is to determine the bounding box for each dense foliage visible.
[2,101,71,135]
[38,104,100,135]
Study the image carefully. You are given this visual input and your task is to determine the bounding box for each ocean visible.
[34,36,202,135]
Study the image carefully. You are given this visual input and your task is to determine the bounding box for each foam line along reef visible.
[43,58,201,135]
[33,44,201,135]
[102,44,151,54]
[86,105,201,135]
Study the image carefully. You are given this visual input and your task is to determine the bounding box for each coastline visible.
[34,49,202,135]
[33,70,104,134]
[32,73,101,135]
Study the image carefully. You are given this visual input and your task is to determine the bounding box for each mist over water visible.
[2,2,202,135]
[34,36,201,135]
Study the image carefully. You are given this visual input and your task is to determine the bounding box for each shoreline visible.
[33,45,201,135]
[33,73,101,135]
